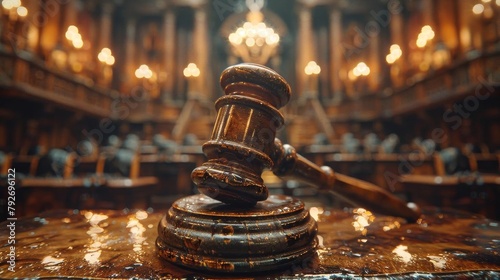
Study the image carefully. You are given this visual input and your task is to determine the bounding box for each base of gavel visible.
[156,194,318,274]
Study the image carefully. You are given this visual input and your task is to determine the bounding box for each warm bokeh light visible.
[16,5,27,17]
[352,208,375,235]
[309,207,324,221]
[304,61,321,75]
[227,13,281,65]
[416,25,435,48]
[386,44,402,64]
[386,54,396,64]
[472,3,485,14]
[65,26,78,40]
[1,0,21,10]
[229,21,279,47]
[135,64,153,79]
[183,63,200,78]
[97,48,115,66]
[352,62,370,78]
[390,44,402,57]
[65,25,84,49]
[73,39,83,49]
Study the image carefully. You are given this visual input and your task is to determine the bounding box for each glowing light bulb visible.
[245,37,255,47]
[73,39,83,49]
[304,61,321,75]
[386,54,396,64]
[472,4,485,14]
[135,64,153,79]
[16,5,27,17]
[183,63,200,78]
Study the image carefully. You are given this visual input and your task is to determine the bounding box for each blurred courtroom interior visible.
[0,0,499,220]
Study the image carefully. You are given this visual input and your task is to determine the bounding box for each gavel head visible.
[191,63,291,205]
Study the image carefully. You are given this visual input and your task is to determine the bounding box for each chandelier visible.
[227,0,280,65]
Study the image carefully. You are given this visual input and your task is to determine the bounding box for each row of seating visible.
[0,133,206,219]
[300,142,500,220]
[2,132,498,220]
[306,132,493,156]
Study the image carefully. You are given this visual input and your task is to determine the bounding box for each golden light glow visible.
[97,48,115,66]
[352,208,375,235]
[65,25,84,49]
[383,220,401,231]
[2,0,27,18]
[127,216,147,254]
[1,0,21,10]
[82,211,109,265]
[304,61,321,75]
[16,5,26,17]
[472,3,485,14]
[392,244,413,263]
[183,63,200,78]
[309,207,324,221]
[416,25,435,48]
[229,21,279,47]
[351,62,370,78]
[482,0,491,3]
[386,44,402,64]
[135,64,153,79]
[228,13,280,65]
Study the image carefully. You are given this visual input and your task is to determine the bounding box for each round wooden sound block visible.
[156,194,318,274]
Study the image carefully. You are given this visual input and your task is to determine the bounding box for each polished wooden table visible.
[1,202,499,279]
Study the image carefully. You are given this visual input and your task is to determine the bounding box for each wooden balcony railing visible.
[0,49,179,122]
[2,48,497,124]
[0,49,113,117]
[328,50,500,121]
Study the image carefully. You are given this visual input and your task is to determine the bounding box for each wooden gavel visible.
[191,63,421,222]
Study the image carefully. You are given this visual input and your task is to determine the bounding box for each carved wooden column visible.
[296,4,314,97]
[368,29,380,92]
[422,0,436,31]
[162,7,176,102]
[389,4,405,87]
[62,1,77,34]
[122,17,136,92]
[421,0,436,71]
[457,1,473,53]
[469,3,484,51]
[96,2,114,86]
[32,1,47,57]
[329,6,343,102]
[192,3,211,98]
[98,3,113,51]
[457,1,486,53]
[41,1,69,69]
[171,2,211,142]
[20,0,41,53]
[435,0,459,51]
[59,0,77,71]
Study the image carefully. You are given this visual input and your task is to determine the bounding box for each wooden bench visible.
[399,174,500,220]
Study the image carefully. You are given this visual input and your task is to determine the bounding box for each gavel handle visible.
[271,139,421,222]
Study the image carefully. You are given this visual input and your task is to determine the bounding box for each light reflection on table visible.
[0,204,499,279]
